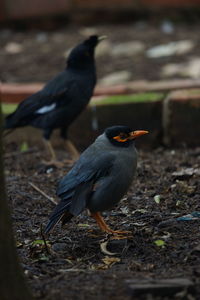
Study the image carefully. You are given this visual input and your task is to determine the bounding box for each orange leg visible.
[91,212,131,236]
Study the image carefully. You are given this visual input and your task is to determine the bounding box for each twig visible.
[40,224,50,255]
[29,182,58,205]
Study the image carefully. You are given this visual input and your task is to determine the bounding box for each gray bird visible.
[45,125,148,236]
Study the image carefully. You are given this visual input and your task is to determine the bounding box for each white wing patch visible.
[35,103,56,114]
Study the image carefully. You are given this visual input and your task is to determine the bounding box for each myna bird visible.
[45,125,148,237]
[4,35,106,166]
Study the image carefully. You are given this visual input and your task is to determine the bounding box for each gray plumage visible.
[45,125,140,234]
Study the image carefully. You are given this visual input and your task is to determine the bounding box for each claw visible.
[42,159,64,168]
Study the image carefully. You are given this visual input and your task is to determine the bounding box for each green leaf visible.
[154,239,165,247]
[20,141,29,152]
[77,223,90,227]
[154,195,161,204]
[32,239,50,246]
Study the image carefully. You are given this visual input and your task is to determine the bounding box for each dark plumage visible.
[45,125,148,236]
[4,35,105,164]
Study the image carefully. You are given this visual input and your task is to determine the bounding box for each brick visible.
[2,79,200,104]
[1,83,43,103]
[5,99,163,150]
[163,89,200,147]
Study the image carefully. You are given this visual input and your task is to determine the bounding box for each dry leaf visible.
[102,256,121,266]
[100,240,117,256]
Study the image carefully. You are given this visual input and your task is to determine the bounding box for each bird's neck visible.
[67,60,96,72]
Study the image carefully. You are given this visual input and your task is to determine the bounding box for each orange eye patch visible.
[113,135,129,142]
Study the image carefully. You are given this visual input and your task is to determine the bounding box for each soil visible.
[4,143,200,299]
[2,21,200,299]
[1,22,200,83]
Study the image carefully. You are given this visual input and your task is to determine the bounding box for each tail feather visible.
[45,201,72,234]
[3,128,16,137]
[4,113,18,129]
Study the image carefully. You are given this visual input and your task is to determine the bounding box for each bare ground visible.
[4,142,200,299]
[1,22,200,83]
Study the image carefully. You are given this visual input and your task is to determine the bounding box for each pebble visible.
[112,41,145,57]
[99,70,132,86]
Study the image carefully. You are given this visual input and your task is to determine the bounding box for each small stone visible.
[5,42,23,54]
[52,242,67,253]
[162,58,200,79]
[99,71,132,86]
[36,32,48,43]
[112,41,145,57]
[79,27,98,37]
[147,40,195,58]
[161,20,174,34]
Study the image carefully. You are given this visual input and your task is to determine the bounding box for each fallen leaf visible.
[154,239,166,247]
[20,141,29,152]
[102,256,121,266]
[120,206,129,214]
[77,223,90,227]
[32,239,48,246]
[154,195,161,204]
[172,168,200,180]
[100,240,117,256]
[16,241,23,248]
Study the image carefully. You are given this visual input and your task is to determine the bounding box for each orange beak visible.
[129,130,149,139]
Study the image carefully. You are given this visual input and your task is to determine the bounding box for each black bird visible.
[45,125,148,237]
[4,35,106,166]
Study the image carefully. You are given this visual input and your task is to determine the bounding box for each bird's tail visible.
[3,128,16,137]
[45,201,73,234]
[3,112,19,129]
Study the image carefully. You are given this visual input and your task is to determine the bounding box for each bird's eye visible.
[85,51,90,56]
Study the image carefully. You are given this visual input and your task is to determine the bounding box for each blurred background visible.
[1,0,200,85]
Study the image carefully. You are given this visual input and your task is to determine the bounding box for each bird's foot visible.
[62,158,77,166]
[91,212,132,239]
[65,140,80,161]
[42,159,64,168]
[110,233,132,240]
[108,229,131,235]
[107,229,132,240]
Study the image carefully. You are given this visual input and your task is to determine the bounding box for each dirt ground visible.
[4,142,200,299]
[2,20,200,299]
[1,22,200,83]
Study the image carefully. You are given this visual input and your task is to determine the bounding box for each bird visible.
[45,125,148,237]
[3,35,106,166]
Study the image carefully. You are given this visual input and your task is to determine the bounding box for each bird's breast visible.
[88,149,137,213]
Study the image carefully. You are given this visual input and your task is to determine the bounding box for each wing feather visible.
[45,151,115,233]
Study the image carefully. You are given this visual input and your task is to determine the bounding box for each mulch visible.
[4,142,200,299]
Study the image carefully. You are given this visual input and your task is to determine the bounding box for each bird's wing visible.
[45,152,115,233]
[5,88,70,128]
[57,151,115,200]
[16,88,69,116]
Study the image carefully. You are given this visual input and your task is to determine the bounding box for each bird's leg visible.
[91,212,131,238]
[46,140,56,160]
[42,139,64,168]
[60,128,79,163]
[64,139,80,162]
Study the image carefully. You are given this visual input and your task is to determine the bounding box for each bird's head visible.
[67,35,107,69]
[105,125,149,148]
